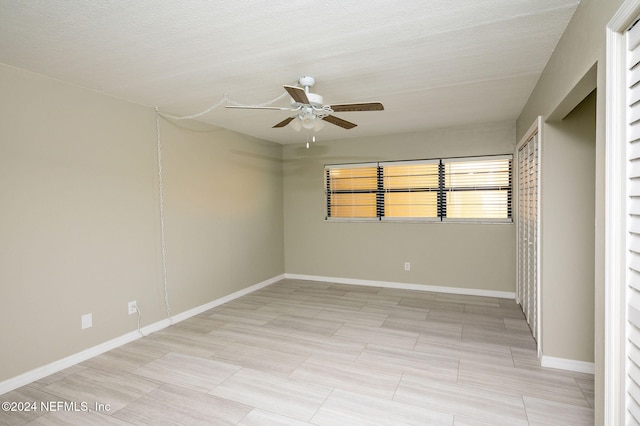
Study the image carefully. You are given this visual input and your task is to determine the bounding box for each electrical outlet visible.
[128,301,137,315]
[404,262,411,271]
[81,313,92,329]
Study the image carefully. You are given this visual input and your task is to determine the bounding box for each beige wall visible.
[515,0,625,422]
[0,64,284,382]
[541,91,596,363]
[159,119,284,313]
[283,121,516,292]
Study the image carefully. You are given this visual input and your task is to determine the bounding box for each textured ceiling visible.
[0,0,580,145]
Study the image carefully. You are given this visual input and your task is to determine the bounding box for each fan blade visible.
[330,102,384,112]
[226,106,290,110]
[322,115,357,129]
[284,85,309,104]
[273,117,295,128]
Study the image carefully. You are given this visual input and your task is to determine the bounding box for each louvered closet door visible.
[518,133,538,340]
[626,20,640,424]
[517,147,528,322]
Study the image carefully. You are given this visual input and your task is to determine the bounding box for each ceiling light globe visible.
[301,114,316,130]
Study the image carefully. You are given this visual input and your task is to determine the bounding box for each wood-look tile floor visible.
[1,279,594,425]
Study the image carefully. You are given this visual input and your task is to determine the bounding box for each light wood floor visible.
[2,279,594,425]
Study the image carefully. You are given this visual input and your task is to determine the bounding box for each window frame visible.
[324,155,513,224]
[324,162,379,221]
[441,155,513,223]
[379,159,441,222]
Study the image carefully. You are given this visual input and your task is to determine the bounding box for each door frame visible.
[606,0,640,423]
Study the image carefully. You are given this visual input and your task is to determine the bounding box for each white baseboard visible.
[541,355,595,374]
[284,273,516,299]
[169,274,284,324]
[7,273,594,395]
[289,274,596,375]
[0,274,284,395]
[0,329,144,396]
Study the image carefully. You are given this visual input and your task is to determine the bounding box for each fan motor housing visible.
[291,92,323,107]
[305,92,323,106]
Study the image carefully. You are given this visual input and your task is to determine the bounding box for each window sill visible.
[325,218,513,224]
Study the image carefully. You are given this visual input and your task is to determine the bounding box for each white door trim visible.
[606,1,640,423]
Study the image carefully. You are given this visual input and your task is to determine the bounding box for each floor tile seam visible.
[285,351,316,382]
[126,370,214,396]
[509,367,593,387]
[292,352,404,388]
[51,373,162,420]
[455,365,591,392]
[351,340,369,362]
[215,368,334,422]
[392,384,527,423]
[361,341,454,361]
[454,377,592,408]
[377,322,431,337]
[308,387,338,424]
[143,354,241,389]
[457,361,591,389]
[136,382,254,420]
[100,412,138,425]
[391,371,411,413]
[264,314,341,329]
[574,376,595,409]
[443,381,532,415]
[390,369,462,386]
[78,359,147,377]
[509,346,519,368]
[106,382,170,418]
[320,382,456,425]
[18,384,85,417]
[68,364,159,395]
[518,390,594,409]
[409,329,420,351]
[207,367,248,399]
[234,400,256,424]
[239,406,309,426]
[520,395,596,425]
[521,393,533,426]
[30,370,80,391]
[476,382,589,403]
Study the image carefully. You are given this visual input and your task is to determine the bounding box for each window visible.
[442,157,512,220]
[325,163,378,219]
[325,155,512,222]
[380,160,440,220]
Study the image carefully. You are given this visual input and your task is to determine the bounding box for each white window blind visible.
[325,163,378,219]
[380,160,440,220]
[325,155,512,222]
[443,156,512,221]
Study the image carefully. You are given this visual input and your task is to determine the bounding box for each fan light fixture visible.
[225,76,384,137]
[291,107,326,132]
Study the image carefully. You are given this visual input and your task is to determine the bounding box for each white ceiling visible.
[0,0,580,145]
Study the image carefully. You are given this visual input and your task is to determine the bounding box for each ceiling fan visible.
[226,76,384,131]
